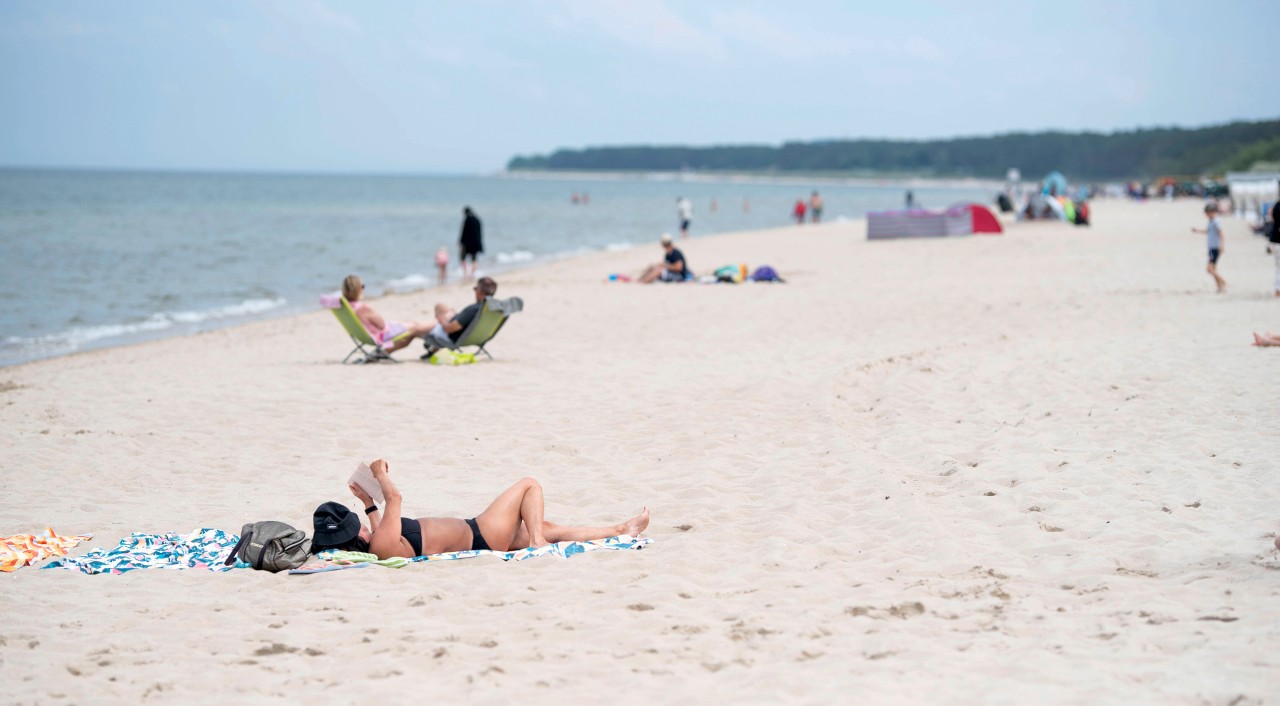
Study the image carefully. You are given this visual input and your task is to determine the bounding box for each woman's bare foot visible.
[618,507,650,537]
[1255,332,1265,346]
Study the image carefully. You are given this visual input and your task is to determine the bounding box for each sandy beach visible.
[2,198,1278,704]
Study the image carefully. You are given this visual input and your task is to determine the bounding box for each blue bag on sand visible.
[750,266,784,282]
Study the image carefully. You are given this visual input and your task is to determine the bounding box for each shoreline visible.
[2,170,1004,368]
[0,218,805,371]
[498,168,1008,190]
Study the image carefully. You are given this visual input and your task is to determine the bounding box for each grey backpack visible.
[226,521,311,572]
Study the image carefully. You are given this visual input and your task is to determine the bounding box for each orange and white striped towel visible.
[1,528,93,572]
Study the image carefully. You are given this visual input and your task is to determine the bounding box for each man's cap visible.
[660,233,673,245]
[312,501,359,547]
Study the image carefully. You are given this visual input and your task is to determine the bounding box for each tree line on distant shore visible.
[507,119,1280,180]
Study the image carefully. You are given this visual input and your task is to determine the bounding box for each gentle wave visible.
[495,250,535,264]
[2,298,287,358]
[384,273,433,292]
[605,241,636,252]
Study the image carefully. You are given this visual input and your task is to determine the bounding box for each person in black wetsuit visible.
[458,206,484,280]
[311,459,650,559]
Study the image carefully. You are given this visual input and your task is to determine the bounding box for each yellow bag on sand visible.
[427,350,476,366]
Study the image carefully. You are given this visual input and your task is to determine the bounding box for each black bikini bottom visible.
[465,517,491,551]
[401,517,423,557]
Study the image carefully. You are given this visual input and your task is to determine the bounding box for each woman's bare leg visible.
[507,508,650,550]
[383,322,432,353]
[474,477,548,551]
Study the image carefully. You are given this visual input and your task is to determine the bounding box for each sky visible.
[2,0,1277,174]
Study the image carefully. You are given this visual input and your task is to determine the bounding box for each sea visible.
[0,169,997,367]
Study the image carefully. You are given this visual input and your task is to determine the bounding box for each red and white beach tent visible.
[867,203,1003,239]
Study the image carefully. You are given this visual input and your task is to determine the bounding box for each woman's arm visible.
[349,483,382,531]
[366,459,405,558]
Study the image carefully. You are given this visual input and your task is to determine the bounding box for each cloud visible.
[710,10,865,60]
[269,0,363,35]
[549,0,727,59]
[902,36,944,61]
[709,9,946,63]
[10,16,113,39]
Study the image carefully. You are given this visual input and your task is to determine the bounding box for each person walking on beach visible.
[459,206,484,280]
[809,191,824,223]
[1191,203,1227,293]
[676,196,693,239]
[792,199,807,224]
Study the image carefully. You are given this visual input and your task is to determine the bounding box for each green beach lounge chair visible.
[433,296,523,361]
[324,295,413,364]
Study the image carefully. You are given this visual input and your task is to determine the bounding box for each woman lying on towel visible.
[342,275,438,354]
[311,459,649,559]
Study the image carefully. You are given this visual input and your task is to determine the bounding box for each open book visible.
[347,463,385,505]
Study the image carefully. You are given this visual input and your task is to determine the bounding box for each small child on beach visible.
[434,303,455,326]
[435,247,450,286]
[1191,203,1227,293]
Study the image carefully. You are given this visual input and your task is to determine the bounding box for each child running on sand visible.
[1191,203,1227,293]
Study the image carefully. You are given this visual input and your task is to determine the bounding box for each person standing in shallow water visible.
[676,196,693,240]
[459,206,483,280]
[809,191,824,223]
[792,199,806,224]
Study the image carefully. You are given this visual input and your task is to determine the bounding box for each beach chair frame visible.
[330,297,411,364]
[443,296,522,361]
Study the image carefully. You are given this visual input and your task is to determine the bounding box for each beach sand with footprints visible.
[2,198,1278,704]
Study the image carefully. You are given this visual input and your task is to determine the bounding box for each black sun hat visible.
[312,501,360,548]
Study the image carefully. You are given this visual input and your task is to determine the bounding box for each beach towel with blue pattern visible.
[43,528,250,574]
[290,534,651,574]
[413,534,651,563]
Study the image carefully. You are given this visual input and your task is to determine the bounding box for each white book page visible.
[347,463,385,504]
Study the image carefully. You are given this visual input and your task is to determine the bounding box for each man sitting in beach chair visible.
[421,276,523,360]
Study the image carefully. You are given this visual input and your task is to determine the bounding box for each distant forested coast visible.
[507,119,1280,180]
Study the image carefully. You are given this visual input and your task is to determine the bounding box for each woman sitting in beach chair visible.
[311,459,650,559]
[341,275,436,354]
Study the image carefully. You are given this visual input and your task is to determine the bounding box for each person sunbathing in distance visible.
[342,275,435,354]
[1252,331,1280,347]
[312,459,650,559]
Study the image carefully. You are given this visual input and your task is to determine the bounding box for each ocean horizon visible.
[0,167,998,367]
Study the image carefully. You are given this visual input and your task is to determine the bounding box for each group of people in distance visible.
[792,191,824,224]
[342,273,498,360]
[311,459,649,559]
